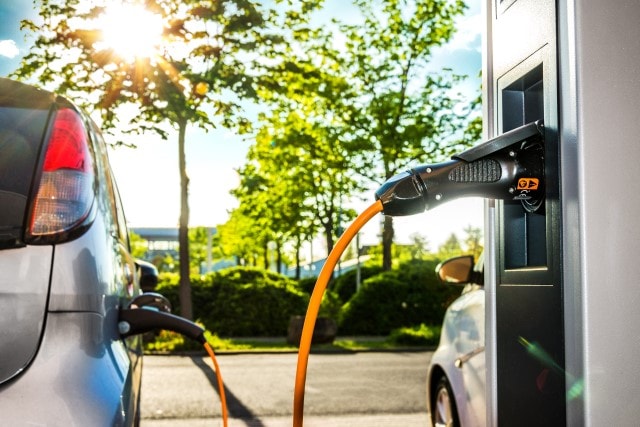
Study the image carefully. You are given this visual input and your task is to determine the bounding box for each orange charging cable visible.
[293,200,383,427]
[204,341,229,427]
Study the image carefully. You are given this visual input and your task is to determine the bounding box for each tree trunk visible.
[295,236,301,280]
[177,119,193,320]
[263,241,269,269]
[323,221,334,256]
[276,241,282,274]
[382,214,394,271]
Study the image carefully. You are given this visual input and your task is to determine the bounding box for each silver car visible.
[427,255,486,427]
[0,78,143,425]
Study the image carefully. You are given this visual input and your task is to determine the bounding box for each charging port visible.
[501,64,547,269]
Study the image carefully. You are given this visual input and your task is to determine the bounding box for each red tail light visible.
[28,108,95,239]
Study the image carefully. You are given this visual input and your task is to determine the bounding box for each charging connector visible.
[118,308,206,344]
[119,306,228,427]
[375,121,545,216]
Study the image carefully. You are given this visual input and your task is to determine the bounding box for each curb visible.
[144,345,435,357]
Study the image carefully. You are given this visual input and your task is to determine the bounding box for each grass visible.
[144,325,440,354]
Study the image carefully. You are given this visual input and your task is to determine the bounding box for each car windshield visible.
[0,106,49,246]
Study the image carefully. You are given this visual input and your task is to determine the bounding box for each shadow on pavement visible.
[191,356,266,427]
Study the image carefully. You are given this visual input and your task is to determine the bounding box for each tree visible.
[462,224,483,259]
[408,232,430,260]
[335,0,471,270]
[129,231,148,259]
[189,226,220,273]
[252,26,362,257]
[217,207,263,267]
[438,232,462,259]
[13,0,285,319]
[231,23,362,270]
[231,159,292,271]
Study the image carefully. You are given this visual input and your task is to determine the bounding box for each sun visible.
[95,3,164,62]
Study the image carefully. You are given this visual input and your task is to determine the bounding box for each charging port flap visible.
[453,120,544,163]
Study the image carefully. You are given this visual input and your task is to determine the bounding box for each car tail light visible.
[27,108,95,239]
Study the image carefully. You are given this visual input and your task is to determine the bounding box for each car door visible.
[450,287,486,425]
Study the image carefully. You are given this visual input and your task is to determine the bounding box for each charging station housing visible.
[483,0,640,425]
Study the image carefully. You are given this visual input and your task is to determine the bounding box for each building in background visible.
[132,227,179,262]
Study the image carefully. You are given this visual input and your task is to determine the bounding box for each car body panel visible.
[0,312,139,426]
[47,214,131,313]
[428,285,486,426]
[0,246,53,383]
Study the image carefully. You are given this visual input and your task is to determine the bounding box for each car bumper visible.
[0,311,140,426]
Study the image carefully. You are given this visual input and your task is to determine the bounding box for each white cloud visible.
[446,12,482,53]
[0,40,19,58]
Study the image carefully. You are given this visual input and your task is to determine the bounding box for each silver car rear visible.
[0,78,142,426]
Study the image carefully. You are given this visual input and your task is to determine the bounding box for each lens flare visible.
[95,3,163,62]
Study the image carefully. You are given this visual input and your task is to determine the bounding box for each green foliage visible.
[388,324,441,346]
[155,267,308,336]
[12,0,310,320]
[189,226,220,273]
[145,329,243,353]
[235,63,359,258]
[293,276,342,320]
[436,226,483,260]
[145,329,201,353]
[438,233,463,259]
[154,255,178,273]
[129,231,148,259]
[336,0,472,269]
[338,259,460,335]
[296,276,318,295]
[463,225,483,259]
[407,233,431,260]
[217,209,262,266]
[152,260,461,340]
[331,264,384,303]
[14,0,283,133]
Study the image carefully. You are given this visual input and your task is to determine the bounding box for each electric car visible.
[0,78,144,425]
[427,254,485,427]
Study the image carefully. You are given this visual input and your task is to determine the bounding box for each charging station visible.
[484,0,640,425]
[483,0,564,425]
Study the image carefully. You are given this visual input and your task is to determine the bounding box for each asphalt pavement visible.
[140,351,433,426]
[142,413,430,427]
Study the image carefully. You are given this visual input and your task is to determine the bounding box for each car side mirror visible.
[436,255,476,285]
[135,259,158,292]
[129,292,172,313]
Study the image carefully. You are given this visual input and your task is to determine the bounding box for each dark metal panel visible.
[488,0,565,425]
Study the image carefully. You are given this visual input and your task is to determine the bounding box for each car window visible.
[0,107,49,242]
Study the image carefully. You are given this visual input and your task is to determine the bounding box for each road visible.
[141,351,433,427]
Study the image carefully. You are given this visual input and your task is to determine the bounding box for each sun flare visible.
[95,3,163,62]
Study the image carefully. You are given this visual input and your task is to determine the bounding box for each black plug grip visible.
[119,308,206,344]
[374,170,428,216]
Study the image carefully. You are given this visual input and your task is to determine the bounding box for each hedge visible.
[330,264,384,303]
[337,259,461,335]
[154,267,308,337]
[153,259,462,338]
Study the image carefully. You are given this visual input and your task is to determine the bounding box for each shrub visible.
[331,264,384,303]
[388,324,442,346]
[154,267,308,337]
[338,259,460,335]
[296,276,318,295]
[294,276,341,319]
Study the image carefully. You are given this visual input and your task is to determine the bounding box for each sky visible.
[0,0,483,253]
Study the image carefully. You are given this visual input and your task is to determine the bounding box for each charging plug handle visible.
[375,120,545,216]
[119,308,206,344]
